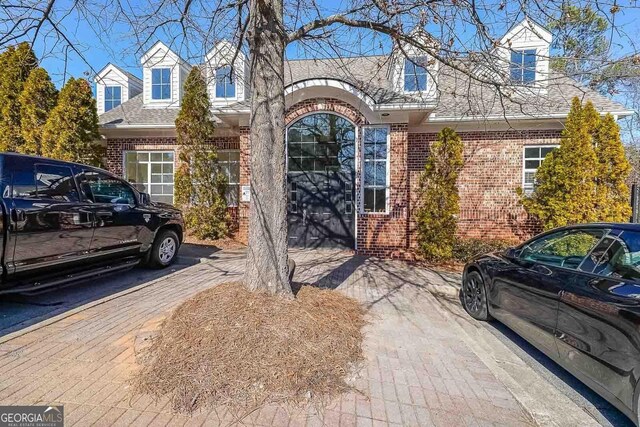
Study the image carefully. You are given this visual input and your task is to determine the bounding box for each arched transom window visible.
[287,113,355,173]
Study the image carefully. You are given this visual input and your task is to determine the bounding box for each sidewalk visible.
[0,249,534,426]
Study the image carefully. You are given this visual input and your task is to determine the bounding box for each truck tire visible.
[147,229,179,268]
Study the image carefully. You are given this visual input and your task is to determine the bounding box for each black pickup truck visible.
[0,153,184,294]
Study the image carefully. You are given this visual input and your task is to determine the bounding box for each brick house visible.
[95,19,632,257]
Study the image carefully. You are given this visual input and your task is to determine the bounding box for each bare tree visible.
[1,0,638,296]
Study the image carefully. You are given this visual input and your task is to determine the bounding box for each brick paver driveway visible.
[0,249,534,426]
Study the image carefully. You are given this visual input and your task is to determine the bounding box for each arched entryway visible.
[287,112,356,248]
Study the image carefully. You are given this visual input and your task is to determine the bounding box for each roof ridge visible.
[285,54,387,62]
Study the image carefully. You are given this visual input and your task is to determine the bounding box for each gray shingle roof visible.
[99,55,630,127]
[99,94,178,126]
[283,56,418,104]
[431,66,628,120]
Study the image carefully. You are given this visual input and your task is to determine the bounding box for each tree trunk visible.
[244,0,292,297]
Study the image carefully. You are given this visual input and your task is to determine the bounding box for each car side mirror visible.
[139,192,151,205]
[505,247,521,260]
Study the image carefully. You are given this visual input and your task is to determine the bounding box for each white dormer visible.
[94,63,143,115]
[390,29,439,101]
[205,40,248,107]
[497,18,551,87]
[141,41,191,108]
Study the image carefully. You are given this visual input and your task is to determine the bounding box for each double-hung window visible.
[215,66,236,98]
[362,126,389,213]
[104,86,121,112]
[523,145,558,193]
[217,150,240,206]
[124,151,174,204]
[404,57,428,92]
[510,49,536,84]
[151,68,171,100]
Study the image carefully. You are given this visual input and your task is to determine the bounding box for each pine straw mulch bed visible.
[132,282,366,415]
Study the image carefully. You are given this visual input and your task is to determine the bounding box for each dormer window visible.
[404,57,428,92]
[215,66,235,98]
[151,68,171,100]
[104,86,121,112]
[510,49,536,84]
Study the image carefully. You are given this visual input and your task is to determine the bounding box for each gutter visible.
[100,123,176,129]
[374,103,438,111]
[214,108,250,114]
[425,110,636,122]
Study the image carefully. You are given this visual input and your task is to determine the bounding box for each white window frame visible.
[104,85,122,112]
[403,57,428,93]
[510,49,537,84]
[522,145,558,194]
[214,65,238,100]
[122,150,175,204]
[217,149,240,206]
[151,67,171,100]
[360,125,390,214]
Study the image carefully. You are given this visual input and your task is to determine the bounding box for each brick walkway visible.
[0,250,534,426]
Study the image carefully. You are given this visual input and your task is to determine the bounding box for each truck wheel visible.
[147,229,179,268]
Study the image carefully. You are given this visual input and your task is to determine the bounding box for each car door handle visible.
[96,211,113,217]
[10,208,25,222]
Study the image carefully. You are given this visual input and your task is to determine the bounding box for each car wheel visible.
[148,229,179,268]
[462,270,491,321]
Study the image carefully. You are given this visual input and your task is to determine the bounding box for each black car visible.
[462,223,640,425]
[0,153,184,294]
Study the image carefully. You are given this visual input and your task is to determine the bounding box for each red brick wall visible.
[105,136,242,234]
[104,121,562,256]
[408,129,562,245]
[285,98,367,126]
[106,136,239,176]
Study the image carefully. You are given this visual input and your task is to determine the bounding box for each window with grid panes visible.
[523,146,558,193]
[124,151,174,204]
[362,127,389,213]
[510,49,536,84]
[217,150,240,205]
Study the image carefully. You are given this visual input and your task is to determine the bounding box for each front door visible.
[287,113,356,248]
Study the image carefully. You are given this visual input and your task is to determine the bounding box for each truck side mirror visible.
[139,192,151,205]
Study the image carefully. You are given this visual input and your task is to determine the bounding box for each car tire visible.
[147,229,179,268]
[461,270,491,321]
